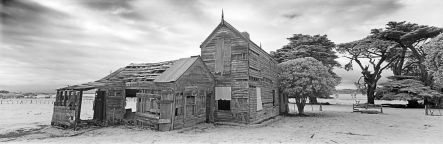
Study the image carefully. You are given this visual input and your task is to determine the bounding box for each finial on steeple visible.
[260,42,262,48]
[221,9,224,20]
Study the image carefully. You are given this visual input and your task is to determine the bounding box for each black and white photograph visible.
[1,0,443,143]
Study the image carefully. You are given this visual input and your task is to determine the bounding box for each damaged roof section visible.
[60,57,200,90]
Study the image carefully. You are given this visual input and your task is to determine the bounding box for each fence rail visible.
[0,98,138,105]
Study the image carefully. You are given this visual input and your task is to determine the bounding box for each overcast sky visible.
[1,0,443,93]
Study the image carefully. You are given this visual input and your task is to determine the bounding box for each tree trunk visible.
[366,81,377,104]
[419,64,432,86]
[280,93,289,114]
[392,47,407,76]
[295,97,307,115]
[407,45,431,86]
[309,97,318,104]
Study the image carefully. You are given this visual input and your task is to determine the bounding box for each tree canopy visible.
[271,34,340,68]
[271,34,341,103]
[371,21,443,84]
[278,57,339,115]
[424,34,443,88]
[379,78,443,101]
[337,37,398,104]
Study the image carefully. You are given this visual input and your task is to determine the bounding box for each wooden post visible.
[113,108,115,125]
[319,103,322,111]
[171,92,176,130]
[425,105,428,115]
[311,104,314,111]
[380,105,383,113]
[75,91,83,125]
[184,93,186,126]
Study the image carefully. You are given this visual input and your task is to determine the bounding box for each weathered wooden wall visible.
[201,25,251,123]
[101,82,126,124]
[132,82,172,130]
[201,22,279,124]
[51,90,82,127]
[174,58,214,128]
[248,41,279,123]
[132,58,214,131]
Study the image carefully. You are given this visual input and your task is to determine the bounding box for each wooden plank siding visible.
[101,82,126,124]
[174,58,214,128]
[200,20,279,124]
[248,42,279,123]
[130,57,214,131]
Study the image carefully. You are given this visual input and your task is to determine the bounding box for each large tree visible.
[271,34,341,103]
[337,37,398,104]
[371,21,443,85]
[424,34,443,88]
[379,78,443,108]
[278,57,339,115]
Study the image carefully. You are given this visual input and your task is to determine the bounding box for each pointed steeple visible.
[222,9,225,21]
[221,9,224,24]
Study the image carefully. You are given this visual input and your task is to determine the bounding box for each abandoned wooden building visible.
[52,56,215,131]
[200,16,281,124]
[52,15,283,131]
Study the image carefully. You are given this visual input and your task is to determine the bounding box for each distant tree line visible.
[0,90,9,94]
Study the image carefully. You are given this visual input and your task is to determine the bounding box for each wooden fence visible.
[0,98,137,105]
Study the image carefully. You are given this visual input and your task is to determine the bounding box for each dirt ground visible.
[1,103,442,144]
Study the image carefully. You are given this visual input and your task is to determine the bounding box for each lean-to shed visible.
[51,56,215,131]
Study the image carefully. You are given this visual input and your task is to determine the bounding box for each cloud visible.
[0,0,442,92]
[282,13,301,19]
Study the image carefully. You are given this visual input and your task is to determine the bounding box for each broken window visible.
[256,87,263,111]
[186,96,196,116]
[272,90,276,106]
[215,87,231,110]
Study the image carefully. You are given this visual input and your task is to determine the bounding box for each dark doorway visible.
[218,100,230,110]
[125,89,138,97]
[93,90,106,121]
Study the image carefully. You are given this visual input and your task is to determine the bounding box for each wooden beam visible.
[76,90,83,124]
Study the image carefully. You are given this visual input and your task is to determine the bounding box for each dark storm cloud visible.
[280,0,404,23]
[78,0,144,20]
[1,0,72,34]
[1,0,68,22]
[1,0,441,93]
[282,13,301,19]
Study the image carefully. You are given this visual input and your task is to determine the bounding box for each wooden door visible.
[93,90,106,121]
[159,100,173,131]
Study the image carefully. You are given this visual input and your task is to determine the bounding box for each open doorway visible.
[124,89,138,121]
[80,89,98,120]
[125,89,137,112]
[79,89,107,122]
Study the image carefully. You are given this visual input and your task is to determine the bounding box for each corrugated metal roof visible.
[154,57,198,82]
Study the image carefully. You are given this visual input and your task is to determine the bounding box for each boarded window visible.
[215,38,231,74]
[215,38,224,73]
[232,53,246,60]
[256,87,263,111]
[186,96,196,116]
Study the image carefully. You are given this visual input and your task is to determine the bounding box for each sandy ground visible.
[1,95,442,144]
